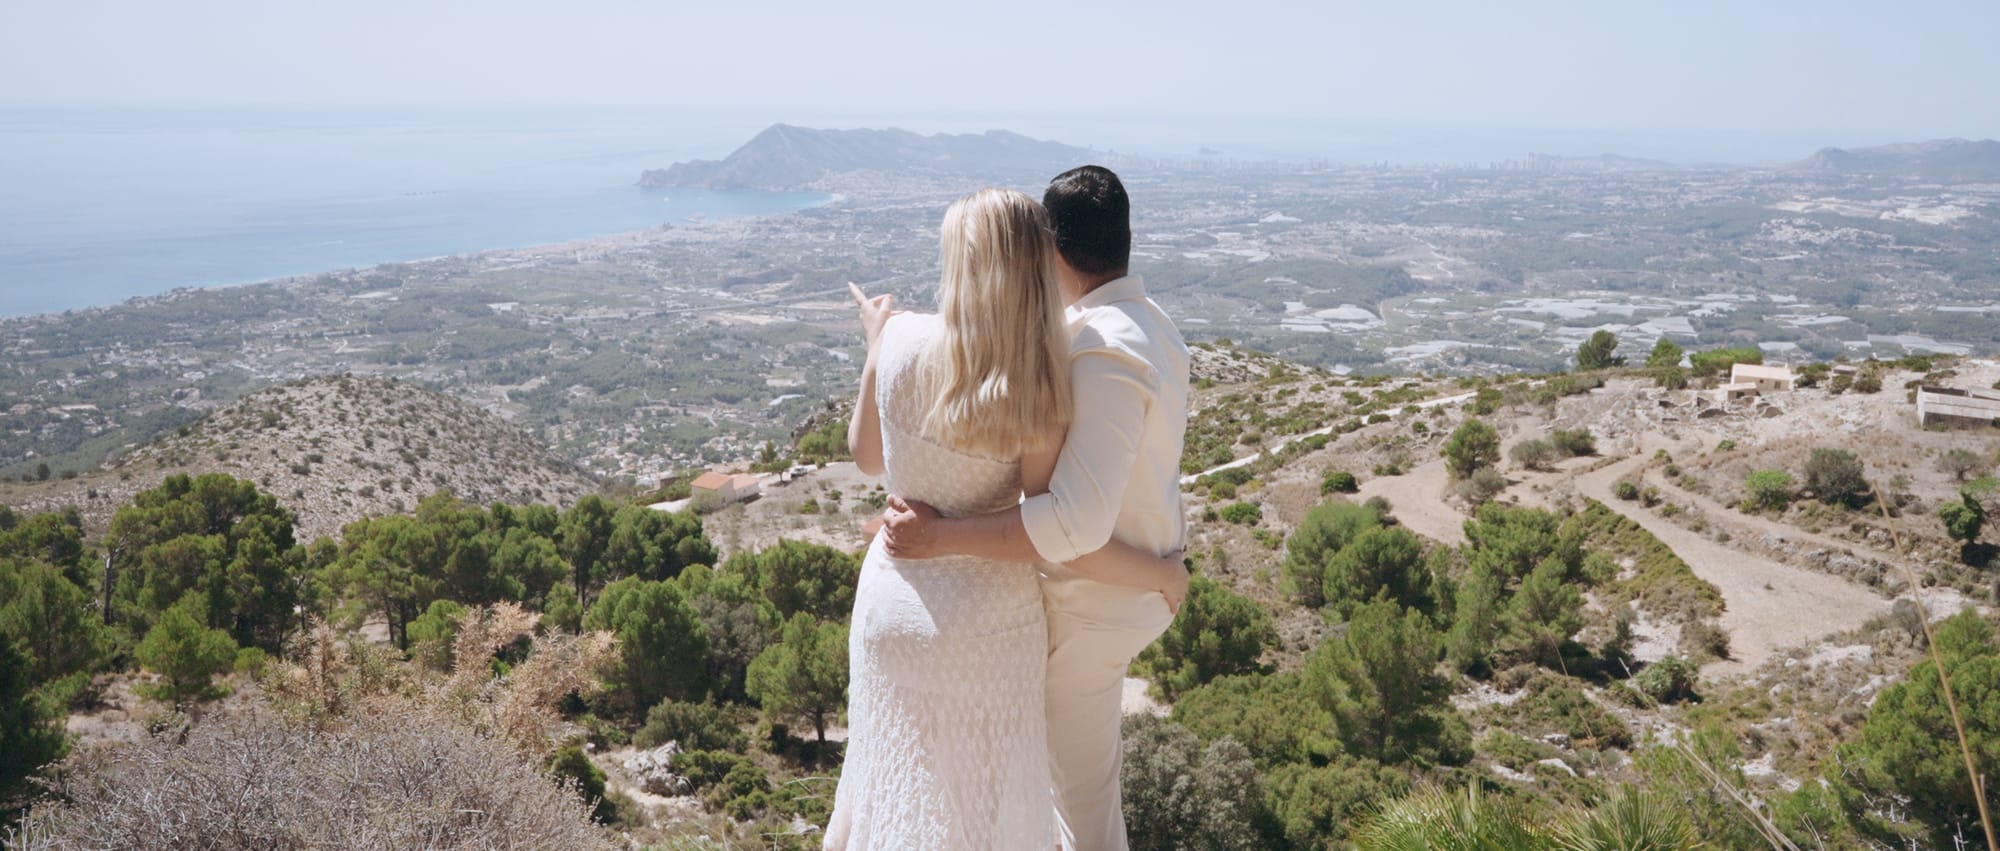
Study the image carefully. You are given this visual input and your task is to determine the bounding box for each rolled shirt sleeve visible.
[1020,346,1157,563]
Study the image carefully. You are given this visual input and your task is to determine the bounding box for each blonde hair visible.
[921,188,1073,457]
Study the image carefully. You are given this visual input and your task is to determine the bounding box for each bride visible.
[825,188,1184,850]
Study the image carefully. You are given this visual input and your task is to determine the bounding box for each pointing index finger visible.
[848,281,867,306]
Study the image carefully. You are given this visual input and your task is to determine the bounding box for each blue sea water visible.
[0,107,824,317]
[0,106,1839,319]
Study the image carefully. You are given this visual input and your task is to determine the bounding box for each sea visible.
[0,106,1845,319]
[0,107,826,318]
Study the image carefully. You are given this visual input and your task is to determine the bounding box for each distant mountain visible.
[1791,138,2000,181]
[640,124,1095,190]
[6,376,597,539]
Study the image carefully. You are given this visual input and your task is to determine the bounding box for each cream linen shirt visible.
[1022,275,1190,628]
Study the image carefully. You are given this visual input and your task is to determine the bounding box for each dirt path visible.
[1358,458,1467,546]
[1646,468,1909,570]
[1180,392,1475,486]
[1578,454,1889,677]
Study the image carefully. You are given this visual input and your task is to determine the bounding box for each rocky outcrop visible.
[639,124,1094,191]
[1791,138,2000,182]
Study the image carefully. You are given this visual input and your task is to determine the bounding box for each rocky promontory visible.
[639,123,1094,191]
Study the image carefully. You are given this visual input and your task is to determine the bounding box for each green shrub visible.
[1321,470,1359,494]
[1120,715,1264,851]
[1633,656,1700,704]
[548,745,618,824]
[1743,469,1796,512]
[1219,502,1262,525]
[1497,674,1632,749]
[1688,346,1761,378]
[1678,619,1731,661]
[1804,447,1867,506]
[1173,673,1337,768]
[1456,467,1508,504]
[1940,496,1985,554]
[1550,428,1596,456]
[635,699,751,752]
[1613,480,1641,501]
[1509,438,1559,471]
[1263,755,1408,849]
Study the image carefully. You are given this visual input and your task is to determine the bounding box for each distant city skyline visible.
[4,0,1998,151]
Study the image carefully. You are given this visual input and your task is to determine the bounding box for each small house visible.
[1916,386,2000,428]
[1729,363,1796,393]
[690,471,739,503]
[1718,382,1761,403]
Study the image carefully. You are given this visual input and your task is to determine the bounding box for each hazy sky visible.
[4,0,1996,141]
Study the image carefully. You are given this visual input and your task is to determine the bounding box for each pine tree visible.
[1442,419,1500,481]
[1135,577,1274,700]
[745,612,847,744]
[0,637,67,820]
[1645,337,1685,369]
[134,592,238,705]
[584,577,709,713]
[1575,330,1624,370]
[1281,502,1383,608]
[1307,600,1449,763]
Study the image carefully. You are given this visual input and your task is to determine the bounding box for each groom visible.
[882,165,1189,851]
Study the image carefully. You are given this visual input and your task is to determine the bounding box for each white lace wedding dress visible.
[826,313,1054,850]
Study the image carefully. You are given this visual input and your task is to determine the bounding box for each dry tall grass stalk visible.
[1870,480,1998,851]
[267,604,617,761]
[433,602,617,759]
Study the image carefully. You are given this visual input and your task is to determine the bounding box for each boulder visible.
[622,743,690,797]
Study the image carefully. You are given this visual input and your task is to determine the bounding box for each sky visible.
[4,0,1997,146]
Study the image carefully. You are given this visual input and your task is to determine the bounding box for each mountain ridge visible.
[639,123,1096,190]
[1791,137,2000,181]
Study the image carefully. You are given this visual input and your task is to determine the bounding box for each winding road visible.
[1354,451,1892,676]
[1576,454,1889,676]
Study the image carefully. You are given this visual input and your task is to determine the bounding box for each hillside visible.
[0,375,598,539]
[1793,137,2000,181]
[638,124,1094,190]
[11,345,2000,847]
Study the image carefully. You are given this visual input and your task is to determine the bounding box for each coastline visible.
[0,192,836,323]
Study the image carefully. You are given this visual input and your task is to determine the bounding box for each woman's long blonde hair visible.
[921,188,1073,457]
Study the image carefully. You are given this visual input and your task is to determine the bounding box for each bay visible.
[0,107,823,317]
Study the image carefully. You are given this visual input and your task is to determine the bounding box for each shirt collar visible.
[1070,274,1146,312]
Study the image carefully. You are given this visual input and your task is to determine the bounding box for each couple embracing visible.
[826,166,1192,851]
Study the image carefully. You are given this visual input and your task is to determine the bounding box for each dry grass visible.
[10,604,625,850]
[8,709,618,850]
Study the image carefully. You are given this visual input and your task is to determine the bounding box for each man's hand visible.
[849,282,897,353]
[1160,551,1190,615]
[880,495,944,559]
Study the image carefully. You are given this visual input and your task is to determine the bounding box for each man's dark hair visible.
[1043,165,1131,278]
